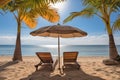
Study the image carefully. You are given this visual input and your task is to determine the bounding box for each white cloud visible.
[0,34,120,45]
[0,36,16,45]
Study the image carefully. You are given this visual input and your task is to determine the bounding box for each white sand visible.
[0,56,120,80]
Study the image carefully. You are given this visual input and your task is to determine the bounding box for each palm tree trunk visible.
[13,22,22,61]
[104,19,119,60]
[109,34,119,59]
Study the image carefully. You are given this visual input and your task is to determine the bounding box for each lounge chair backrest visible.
[63,52,78,62]
[36,52,53,63]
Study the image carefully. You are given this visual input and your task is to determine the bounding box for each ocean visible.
[0,45,120,56]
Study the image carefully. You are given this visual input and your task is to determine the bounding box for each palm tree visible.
[64,0,120,60]
[3,0,63,61]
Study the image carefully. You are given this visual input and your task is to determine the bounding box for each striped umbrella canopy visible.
[30,24,87,71]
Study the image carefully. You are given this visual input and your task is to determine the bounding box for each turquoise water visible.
[0,45,120,56]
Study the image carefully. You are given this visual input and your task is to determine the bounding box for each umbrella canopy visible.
[30,24,87,72]
[30,25,87,38]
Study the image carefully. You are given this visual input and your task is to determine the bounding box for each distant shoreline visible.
[0,45,120,56]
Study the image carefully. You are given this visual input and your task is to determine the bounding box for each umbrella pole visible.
[58,35,60,70]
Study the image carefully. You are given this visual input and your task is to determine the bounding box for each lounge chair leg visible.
[35,62,42,71]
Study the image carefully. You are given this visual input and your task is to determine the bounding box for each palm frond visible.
[113,16,120,30]
[110,0,120,12]
[39,0,64,4]
[32,4,60,23]
[0,0,11,8]
[63,8,95,23]
[21,11,38,29]
[16,0,60,23]
[40,8,59,23]
[82,0,101,8]
[20,0,64,9]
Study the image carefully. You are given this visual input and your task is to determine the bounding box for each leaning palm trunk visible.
[109,34,119,59]
[104,19,119,60]
[13,22,22,61]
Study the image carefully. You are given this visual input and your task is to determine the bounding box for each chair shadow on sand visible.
[0,61,18,80]
[20,65,105,80]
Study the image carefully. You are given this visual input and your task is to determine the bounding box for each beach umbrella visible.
[30,24,87,71]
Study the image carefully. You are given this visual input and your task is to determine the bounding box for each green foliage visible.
[2,0,64,28]
[0,0,11,8]
[63,7,95,23]
[113,16,120,30]
[63,0,120,31]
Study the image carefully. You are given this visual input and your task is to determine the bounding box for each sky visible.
[0,0,120,45]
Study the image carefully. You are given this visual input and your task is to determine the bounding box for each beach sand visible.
[0,56,120,80]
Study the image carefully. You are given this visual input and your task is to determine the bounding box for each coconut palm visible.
[64,0,120,60]
[3,0,63,61]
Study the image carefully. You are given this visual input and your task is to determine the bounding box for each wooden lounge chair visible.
[62,52,80,70]
[35,52,57,71]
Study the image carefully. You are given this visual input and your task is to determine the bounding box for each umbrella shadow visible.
[20,66,55,80]
[20,66,105,80]
[61,68,105,80]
